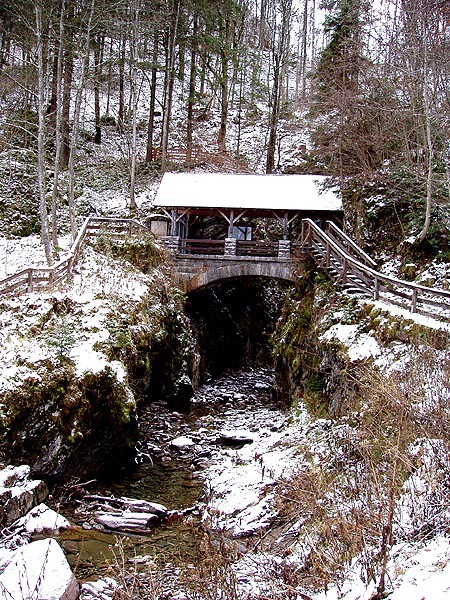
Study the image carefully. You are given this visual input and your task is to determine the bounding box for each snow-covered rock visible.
[83,494,168,534]
[170,435,195,449]
[0,465,48,526]
[0,538,79,600]
[80,577,118,600]
[216,429,255,446]
[95,511,159,533]
[13,503,71,535]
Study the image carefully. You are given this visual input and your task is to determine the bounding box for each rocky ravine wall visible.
[0,239,197,483]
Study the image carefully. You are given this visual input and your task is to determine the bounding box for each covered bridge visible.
[152,173,343,248]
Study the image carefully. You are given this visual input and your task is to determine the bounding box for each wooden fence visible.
[151,147,248,173]
[0,217,150,296]
[301,219,450,319]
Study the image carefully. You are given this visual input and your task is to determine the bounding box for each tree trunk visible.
[106,37,113,115]
[415,83,433,243]
[161,0,181,173]
[93,36,104,144]
[61,27,73,169]
[145,33,159,162]
[118,34,126,133]
[300,0,308,97]
[67,0,95,239]
[129,0,140,213]
[51,0,66,249]
[186,17,198,168]
[35,0,53,266]
[266,55,280,173]
[217,12,230,153]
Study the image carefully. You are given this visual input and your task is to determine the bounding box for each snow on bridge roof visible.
[154,173,342,213]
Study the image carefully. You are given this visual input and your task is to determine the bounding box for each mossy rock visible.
[0,363,137,482]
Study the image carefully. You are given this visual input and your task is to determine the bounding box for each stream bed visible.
[58,367,298,585]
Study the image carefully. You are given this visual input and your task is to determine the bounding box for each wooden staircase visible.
[301,219,450,320]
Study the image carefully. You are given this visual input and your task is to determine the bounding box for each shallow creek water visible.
[58,368,289,580]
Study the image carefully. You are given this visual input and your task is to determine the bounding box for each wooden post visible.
[326,243,331,268]
[228,209,235,238]
[27,270,33,293]
[170,210,177,236]
[301,220,306,245]
[342,258,347,283]
[411,288,418,313]
[374,277,380,300]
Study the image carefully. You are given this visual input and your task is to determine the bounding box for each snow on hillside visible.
[0,244,157,395]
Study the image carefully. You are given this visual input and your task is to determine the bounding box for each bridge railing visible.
[180,239,225,255]
[176,238,287,258]
[0,216,151,296]
[301,218,450,317]
[236,240,278,257]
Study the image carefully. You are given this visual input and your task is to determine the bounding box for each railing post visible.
[27,270,33,293]
[411,288,418,313]
[278,240,290,259]
[342,258,348,283]
[374,277,380,300]
[224,237,237,256]
[326,243,331,268]
[160,236,181,254]
[67,257,73,280]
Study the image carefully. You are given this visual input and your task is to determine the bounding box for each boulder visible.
[84,494,168,516]
[95,511,159,533]
[13,503,71,535]
[80,577,118,600]
[216,430,254,446]
[170,436,195,449]
[83,494,168,535]
[0,538,79,600]
[0,465,48,526]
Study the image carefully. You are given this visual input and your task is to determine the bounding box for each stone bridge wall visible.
[172,255,301,293]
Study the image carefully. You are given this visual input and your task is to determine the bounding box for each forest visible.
[0,0,449,264]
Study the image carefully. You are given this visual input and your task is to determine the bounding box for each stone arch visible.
[184,262,297,293]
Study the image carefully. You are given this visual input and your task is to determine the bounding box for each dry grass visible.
[274,342,450,595]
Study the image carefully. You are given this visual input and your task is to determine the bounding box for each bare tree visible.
[161,0,181,172]
[129,0,140,212]
[67,0,96,239]
[34,0,53,265]
[266,0,293,173]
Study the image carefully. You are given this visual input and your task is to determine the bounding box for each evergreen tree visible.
[310,0,370,178]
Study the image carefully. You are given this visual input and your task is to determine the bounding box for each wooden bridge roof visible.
[154,173,342,214]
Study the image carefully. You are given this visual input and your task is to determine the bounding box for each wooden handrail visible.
[0,216,151,296]
[2,214,449,321]
[325,220,377,268]
[302,218,450,317]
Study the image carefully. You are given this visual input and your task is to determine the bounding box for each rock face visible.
[80,577,118,600]
[0,538,79,600]
[2,366,138,482]
[0,464,48,526]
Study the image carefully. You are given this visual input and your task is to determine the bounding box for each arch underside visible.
[183,262,297,293]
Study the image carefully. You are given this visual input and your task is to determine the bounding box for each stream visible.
[58,367,292,583]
